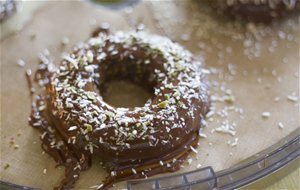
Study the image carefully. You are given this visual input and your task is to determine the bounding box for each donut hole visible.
[101,79,153,108]
[97,59,157,108]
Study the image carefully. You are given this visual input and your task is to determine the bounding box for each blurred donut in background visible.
[207,0,300,23]
[0,0,18,22]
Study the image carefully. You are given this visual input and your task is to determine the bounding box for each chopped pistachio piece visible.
[145,121,151,126]
[158,100,169,109]
[164,94,170,100]
[85,124,93,132]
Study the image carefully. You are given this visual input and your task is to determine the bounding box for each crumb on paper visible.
[199,128,207,138]
[212,121,236,136]
[227,138,238,147]
[4,163,10,169]
[190,146,198,154]
[17,59,25,67]
[223,94,235,104]
[261,112,271,119]
[287,93,298,102]
[206,110,214,118]
[199,132,207,138]
[274,97,280,102]
[278,122,284,129]
[201,119,208,128]
[89,183,104,189]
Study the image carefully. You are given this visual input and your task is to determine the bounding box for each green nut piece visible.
[85,124,93,132]
[158,100,169,109]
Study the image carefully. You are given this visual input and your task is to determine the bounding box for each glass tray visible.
[1,128,299,190]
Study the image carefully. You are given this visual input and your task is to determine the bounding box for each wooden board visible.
[1,1,299,189]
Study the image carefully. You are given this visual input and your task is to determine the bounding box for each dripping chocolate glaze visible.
[29,27,210,190]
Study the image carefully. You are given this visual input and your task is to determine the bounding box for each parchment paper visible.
[1,1,299,189]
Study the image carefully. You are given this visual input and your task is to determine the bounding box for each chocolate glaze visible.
[29,29,210,189]
[209,0,300,23]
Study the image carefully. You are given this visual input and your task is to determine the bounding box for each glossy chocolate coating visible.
[29,29,210,189]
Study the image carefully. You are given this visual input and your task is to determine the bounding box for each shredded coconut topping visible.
[49,31,209,153]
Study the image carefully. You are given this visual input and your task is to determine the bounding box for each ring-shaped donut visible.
[31,30,210,189]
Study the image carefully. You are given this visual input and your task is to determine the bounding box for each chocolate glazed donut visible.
[209,0,300,23]
[29,29,210,189]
